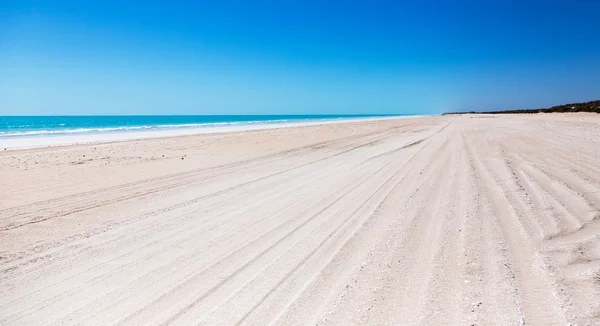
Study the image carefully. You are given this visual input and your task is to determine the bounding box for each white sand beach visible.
[1,114,600,325]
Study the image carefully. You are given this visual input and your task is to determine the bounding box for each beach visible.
[1,113,600,324]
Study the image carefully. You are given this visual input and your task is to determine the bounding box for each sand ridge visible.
[1,114,600,325]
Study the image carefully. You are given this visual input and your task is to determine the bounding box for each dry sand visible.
[1,114,600,325]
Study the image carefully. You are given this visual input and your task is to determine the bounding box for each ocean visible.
[0,115,404,138]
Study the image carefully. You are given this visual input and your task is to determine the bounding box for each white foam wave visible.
[0,119,299,138]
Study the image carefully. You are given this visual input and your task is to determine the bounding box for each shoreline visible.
[0,115,419,150]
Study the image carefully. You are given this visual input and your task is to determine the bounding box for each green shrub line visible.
[443,100,600,115]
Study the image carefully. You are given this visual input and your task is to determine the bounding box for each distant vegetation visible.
[443,100,600,115]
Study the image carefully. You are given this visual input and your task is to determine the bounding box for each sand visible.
[1,114,600,325]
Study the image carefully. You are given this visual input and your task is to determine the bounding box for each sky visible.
[1,0,599,115]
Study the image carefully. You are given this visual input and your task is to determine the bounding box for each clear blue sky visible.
[1,0,599,115]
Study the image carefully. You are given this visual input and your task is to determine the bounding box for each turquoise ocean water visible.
[0,115,405,138]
